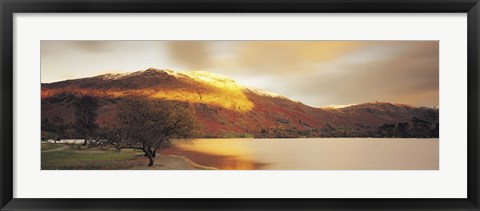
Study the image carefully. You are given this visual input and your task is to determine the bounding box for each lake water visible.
[163,138,439,170]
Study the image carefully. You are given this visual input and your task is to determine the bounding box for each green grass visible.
[41,144,145,170]
[41,143,65,151]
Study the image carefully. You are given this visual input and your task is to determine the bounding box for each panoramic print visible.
[41,41,439,170]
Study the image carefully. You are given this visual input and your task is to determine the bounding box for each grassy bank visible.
[41,143,210,170]
[41,144,144,170]
[41,143,66,151]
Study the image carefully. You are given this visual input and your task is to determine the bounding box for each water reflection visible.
[164,138,439,170]
[163,148,265,170]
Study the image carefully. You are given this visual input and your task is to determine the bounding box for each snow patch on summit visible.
[245,87,288,99]
[99,73,131,80]
[322,104,357,109]
[182,71,235,83]
[181,71,289,99]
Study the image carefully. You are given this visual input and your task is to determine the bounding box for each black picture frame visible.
[1,0,479,210]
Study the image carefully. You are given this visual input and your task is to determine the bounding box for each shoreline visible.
[129,154,216,170]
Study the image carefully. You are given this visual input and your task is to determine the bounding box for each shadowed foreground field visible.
[41,144,143,170]
[41,143,67,151]
[41,143,208,170]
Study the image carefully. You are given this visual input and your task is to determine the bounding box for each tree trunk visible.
[143,148,155,167]
[147,155,154,167]
[83,139,87,146]
[152,148,157,158]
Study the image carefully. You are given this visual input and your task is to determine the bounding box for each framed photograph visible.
[1,0,479,210]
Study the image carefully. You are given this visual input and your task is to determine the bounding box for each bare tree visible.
[98,98,197,167]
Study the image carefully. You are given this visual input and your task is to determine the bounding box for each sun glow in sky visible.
[41,41,439,107]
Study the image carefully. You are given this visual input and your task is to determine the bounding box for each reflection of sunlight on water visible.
[164,138,439,170]
[176,139,254,159]
[164,139,264,170]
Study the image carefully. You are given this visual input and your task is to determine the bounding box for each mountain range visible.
[41,68,439,138]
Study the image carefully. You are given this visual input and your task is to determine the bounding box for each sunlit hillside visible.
[42,68,254,112]
[41,68,439,138]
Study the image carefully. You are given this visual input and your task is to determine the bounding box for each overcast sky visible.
[41,40,438,107]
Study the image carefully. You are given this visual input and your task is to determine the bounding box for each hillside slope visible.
[41,68,439,138]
